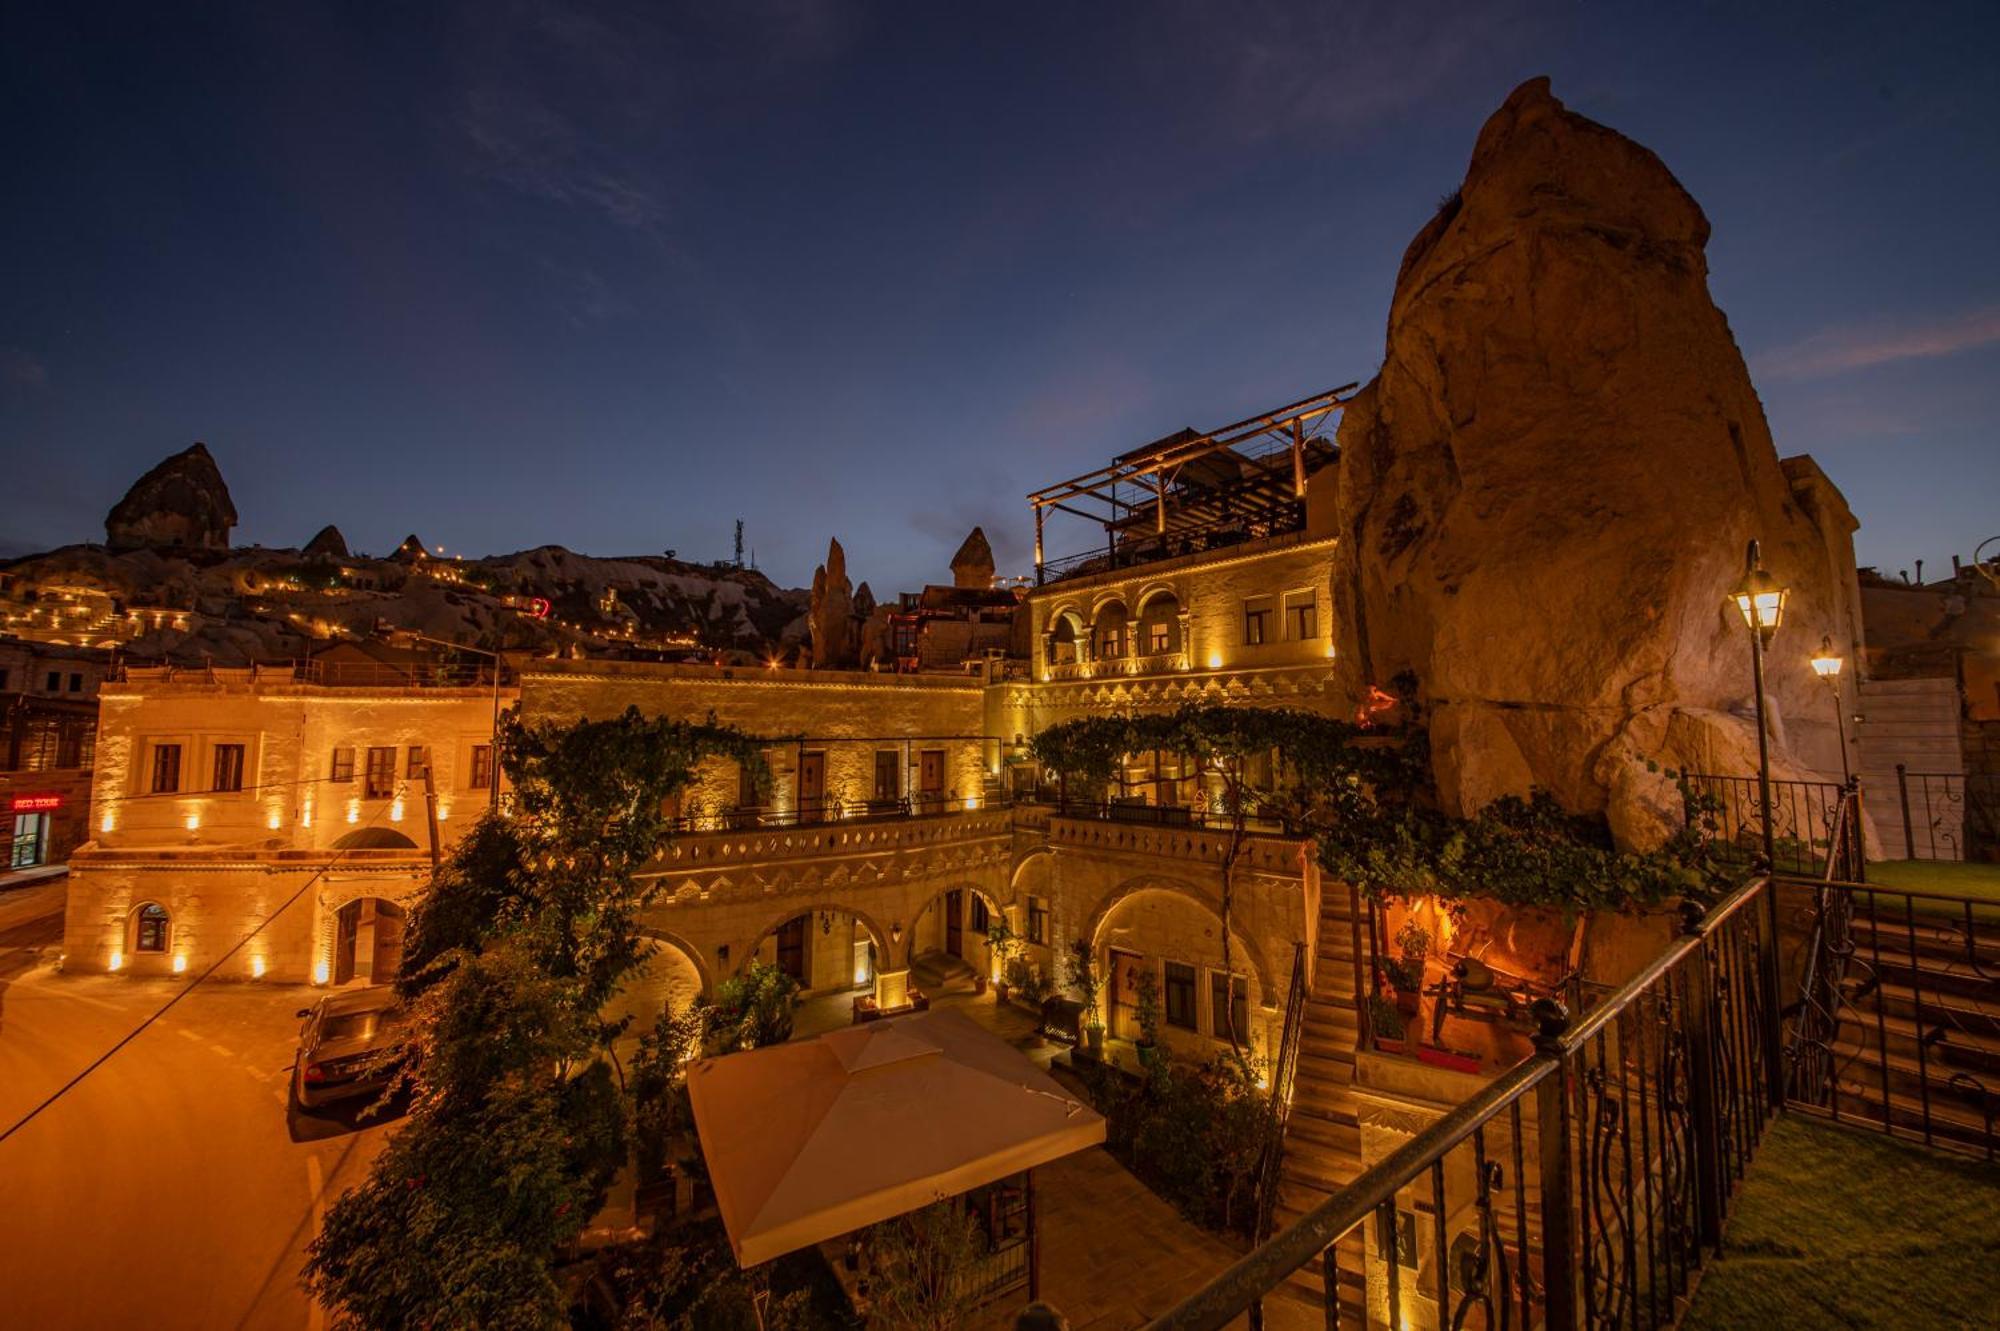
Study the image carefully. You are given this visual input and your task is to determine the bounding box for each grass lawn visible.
[1865,858,2000,902]
[1683,1113,2000,1330]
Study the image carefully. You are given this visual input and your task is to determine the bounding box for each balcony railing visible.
[1688,771,1845,877]
[118,659,509,689]
[1150,875,1784,1330]
[1052,797,1304,836]
[1887,765,2000,862]
[664,794,998,834]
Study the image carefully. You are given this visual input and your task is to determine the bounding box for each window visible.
[135,903,169,953]
[211,743,245,792]
[733,756,758,807]
[469,744,494,792]
[1286,593,1319,640]
[364,746,397,799]
[1210,972,1249,1042]
[329,747,355,784]
[1243,600,1271,646]
[45,671,60,693]
[68,672,83,693]
[1163,961,1198,1031]
[1148,621,1171,653]
[406,745,430,780]
[1027,896,1048,947]
[0,668,9,690]
[969,895,990,934]
[873,751,900,802]
[150,743,182,794]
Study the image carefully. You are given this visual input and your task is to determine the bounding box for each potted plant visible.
[986,919,1019,1001]
[1134,968,1162,1050]
[1368,994,1407,1054]
[1383,916,1431,1020]
[1064,938,1105,1053]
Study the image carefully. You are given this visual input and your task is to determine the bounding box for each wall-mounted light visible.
[108,949,123,972]
[1206,652,1223,670]
[389,799,405,822]
[171,954,188,974]
[250,955,266,979]
[312,959,330,985]
[184,812,201,832]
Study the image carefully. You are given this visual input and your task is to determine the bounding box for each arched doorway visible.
[1092,598,1129,660]
[748,906,888,997]
[1090,884,1268,1055]
[331,898,406,986]
[1047,610,1085,667]
[908,886,1005,975]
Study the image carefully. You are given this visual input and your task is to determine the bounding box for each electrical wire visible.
[0,798,410,1148]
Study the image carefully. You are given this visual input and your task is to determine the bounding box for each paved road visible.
[0,884,398,1331]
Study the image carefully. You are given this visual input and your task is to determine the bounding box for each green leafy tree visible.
[865,1200,989,1331]
[305,708,770,1331]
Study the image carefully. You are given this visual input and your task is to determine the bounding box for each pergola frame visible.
[1027,384,1357,583]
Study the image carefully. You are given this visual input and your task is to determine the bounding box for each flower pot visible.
[1393,985,1421,1021]
[1084,1024,1104,1052]
[996,983,1011,1003]
[1373,1036,1407,1055]
[1417,1046,1481,1075]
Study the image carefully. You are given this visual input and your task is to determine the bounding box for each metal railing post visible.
[1897,763,1916,859]
[1532,1000,1576,1330]
[1679,902,1726,1248]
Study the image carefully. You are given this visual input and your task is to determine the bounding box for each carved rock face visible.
[809,537,855,668]
[1330,78,1859,845]
[303,525,349,559]
[105,443,237,552]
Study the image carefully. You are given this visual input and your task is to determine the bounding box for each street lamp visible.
[1810,636,1850,784]
[1729,540,1788,870]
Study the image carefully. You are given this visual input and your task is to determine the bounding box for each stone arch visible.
[1132,582,1181,616]
[638,926,714,1001]
[1134,587,1183,654]
[1046,607,1086,666]
[1008,846,1053,898]
[332,827,419,851]
[905,883,1007,969]
[1091,597,1129,658]
[1081,874,1274,1003]
[741,901,893,977]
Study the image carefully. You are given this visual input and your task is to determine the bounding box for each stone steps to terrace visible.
[1269,888,1367,1316]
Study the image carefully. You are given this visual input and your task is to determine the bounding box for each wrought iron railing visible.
[1890,765,2000,863]
[1778,818,2000,1161]
[1688,772,1844,877]
[1250,940,1309,1254]
[1144,878,1782,1331]
[664,794,999,833]
[1052,798,1304,836]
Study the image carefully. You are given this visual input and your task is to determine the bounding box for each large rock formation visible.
[809,537,856,668]
[303,525,349,560]
[1331,78,1861,848]
[105,443,237,551]
[950,527,996,589]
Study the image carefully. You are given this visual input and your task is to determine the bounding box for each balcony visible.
[650,797,1014,873]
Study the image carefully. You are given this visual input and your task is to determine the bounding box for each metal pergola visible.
[1027,384,1357,584]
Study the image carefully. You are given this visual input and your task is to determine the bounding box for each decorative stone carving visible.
[105,442,237,551]
[1330,78,1860,847]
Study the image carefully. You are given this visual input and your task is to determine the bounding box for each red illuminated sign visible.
[11,794,63,812]
[523,597,551,620]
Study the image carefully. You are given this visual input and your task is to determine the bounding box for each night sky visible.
[3,2,1996,593]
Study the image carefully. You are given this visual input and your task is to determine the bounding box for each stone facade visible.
[63,668,507,981]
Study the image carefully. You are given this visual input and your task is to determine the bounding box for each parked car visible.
[292,988,411,1109]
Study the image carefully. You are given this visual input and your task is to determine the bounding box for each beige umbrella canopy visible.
[687,1007,1105,1268]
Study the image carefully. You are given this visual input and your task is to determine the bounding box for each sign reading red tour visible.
[11,794,64,813]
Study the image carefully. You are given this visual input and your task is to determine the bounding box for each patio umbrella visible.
[687,1006,1105,1267]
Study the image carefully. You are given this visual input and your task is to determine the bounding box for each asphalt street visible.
[0,880,398,1330]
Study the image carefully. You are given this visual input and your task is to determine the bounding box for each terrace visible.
[1027,386,1354,586]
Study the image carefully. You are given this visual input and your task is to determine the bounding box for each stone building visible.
[1,639,109,871]
[62,659,510,982]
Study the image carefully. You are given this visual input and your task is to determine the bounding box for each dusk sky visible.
[3,1,1995,593]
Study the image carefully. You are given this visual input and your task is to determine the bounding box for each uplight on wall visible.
[250,955,266,979]
[267,810,283,830]
[436,804,449,821]
[107,949,123,972]
[172,954,188,974]
[390,798,405,822]
[346,801,360,824]
[313,959,331,985]
[100,810,116,834]
[184,812,202,832]
[1206,652,1224,670]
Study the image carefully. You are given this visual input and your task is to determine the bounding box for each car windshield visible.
[320,1010,400,1041]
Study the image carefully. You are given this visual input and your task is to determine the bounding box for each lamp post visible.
[1810,636,1849,784]
[1729,540,1788,871]
[1729,539,1790,1107]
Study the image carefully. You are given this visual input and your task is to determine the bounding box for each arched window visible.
[134,902,170,953]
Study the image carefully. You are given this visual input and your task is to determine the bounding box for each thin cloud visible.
[1755,305,2000,382]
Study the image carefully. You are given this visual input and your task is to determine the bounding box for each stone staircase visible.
[1267,885,1369,1318]
[911,949,980,997]
[1825,909,2000,1154]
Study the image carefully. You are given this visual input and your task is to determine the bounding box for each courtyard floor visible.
[1683,1112,2000,1329]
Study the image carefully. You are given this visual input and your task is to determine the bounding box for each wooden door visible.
[776,916,807,981]
[333,900,361,986]
[798,751,826,824]
[945,889,963,958]
[1108,949,1146,1041]
[919,750,945,808]
[874,751,899,803]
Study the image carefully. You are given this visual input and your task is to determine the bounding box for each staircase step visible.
[1859,980,2000,1028]
[1285,1113,1361,1153]
[1832,1078,2000,1147]
[1831,1039,2000,1096]
[1836,1009,2000,1060]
